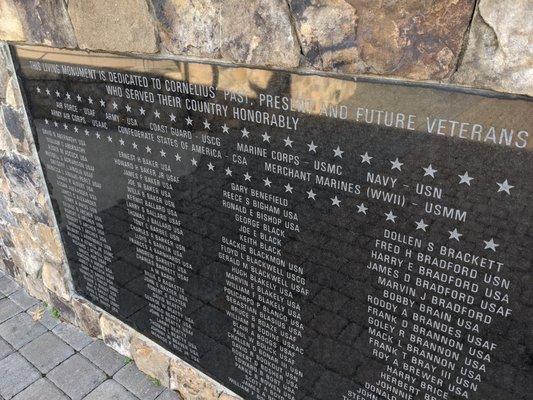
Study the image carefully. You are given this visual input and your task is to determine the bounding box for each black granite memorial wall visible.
[11,45,533,400]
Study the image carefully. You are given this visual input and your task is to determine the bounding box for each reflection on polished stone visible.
[12,44,533,400]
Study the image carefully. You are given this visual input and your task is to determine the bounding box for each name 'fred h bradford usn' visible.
[15,46,532,400]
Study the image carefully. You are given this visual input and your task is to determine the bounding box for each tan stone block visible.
[100,313,134,357]
[68,0,157,53]
[453,0,533,96]
[170,358,219,399]
[218,393,243,400]
[0,0,25,41]
[72,297,102,338]
[35,223,64,265]
[42,261,71,301]
[131,335,170,387]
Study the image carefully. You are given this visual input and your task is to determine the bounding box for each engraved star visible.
[423,164,437,178]
[185,116,193,126]
[44,119,49,125]
[458,171,474,186]
[284,136,293,147]
[207,162,214,171]
[307,141,318,152]
[241,128,249,138]
[390,158,403,171]
[36,87,41,93]
[483,238,499,252]
[84,129,89,136]
[244,172,252,181]
[360,152,372,164]
[284,183,293,193]
[415,219,429,231]
[125,104,132,112]
[53,121,58,128]
[76,94,82,102]
[46,88,50,95]
[88,97,93,104]
[356,203,368,214]
[262,132,271,142]
[448,228,462,241]
[119,138,125,146]
[175,153,181,161]
[496,179,513,195]
[139,107,146,115]
[95,133,101,139]
[107,135,112,142]
[154,110,160,118]
[132,142,138,149]
[74,126,79,133]
[385,211,397,223]
[203,119,211,130]
[65,92,71,100]
[263,178,272,187]
[160,149,166,157]
[225,167,232,176]
[112,101,118,110]
[221,124,229,134]
[191,158,198,166]
[170,113,176,122]
[55,90,60,97]
[331,196,341,207]
[63,123,68,130]
[146,145,152,153]
[307,189,316,200]
[333,146,344,158]
[99,99,105,107]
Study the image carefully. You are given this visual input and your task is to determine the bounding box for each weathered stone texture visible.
[289,0,358,71]
[154,0,301,67]
[0,0,76,47]
[67,0,158,53]
[170,359,220,399]
[131,334,171,387]
[453,0,533,96]
[99,313,134,357]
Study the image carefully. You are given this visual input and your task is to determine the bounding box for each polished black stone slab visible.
[11,45,533,400]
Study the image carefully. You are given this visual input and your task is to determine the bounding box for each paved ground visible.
[0,270,182,400]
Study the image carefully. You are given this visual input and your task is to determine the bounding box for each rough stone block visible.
[154,0,300,67]
[114,363,165,400]
[11,378,68,400]
[0,312,47,349]
[169,358,219,400]
[0,353,40,399]
[19,331,75,373]
[83,380,137,400]
[0,0,26,41]
[47,354,106,400]
[53,322,93,351]
[131,334,170,387]
[67,0,157,53]
[100,313,134,357]
[42,262,71,301]
[453,0,533,96]
[72,296,101,338]
[81,340,126,376]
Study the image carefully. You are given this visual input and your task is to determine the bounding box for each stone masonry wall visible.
[0,1,531,399]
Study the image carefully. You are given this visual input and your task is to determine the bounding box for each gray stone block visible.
[83,380,137,400]
[0,337,13,360]
[114,364,164,400]
[27,304,60,330]
[11,378,68,400]
[0,276,18,296]
[20,331,75,373]
[9,290,39,311]
[81,340,126,376]
[53,322,93,351]
[155,389,183,400]
[47,354,106,400]
[0,298,22,324]
[0,312,47,349]
[0,353,40,399]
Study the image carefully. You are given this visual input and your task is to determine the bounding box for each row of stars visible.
[44,119,515,195]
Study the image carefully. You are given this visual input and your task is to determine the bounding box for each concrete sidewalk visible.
[0,270,181,400]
